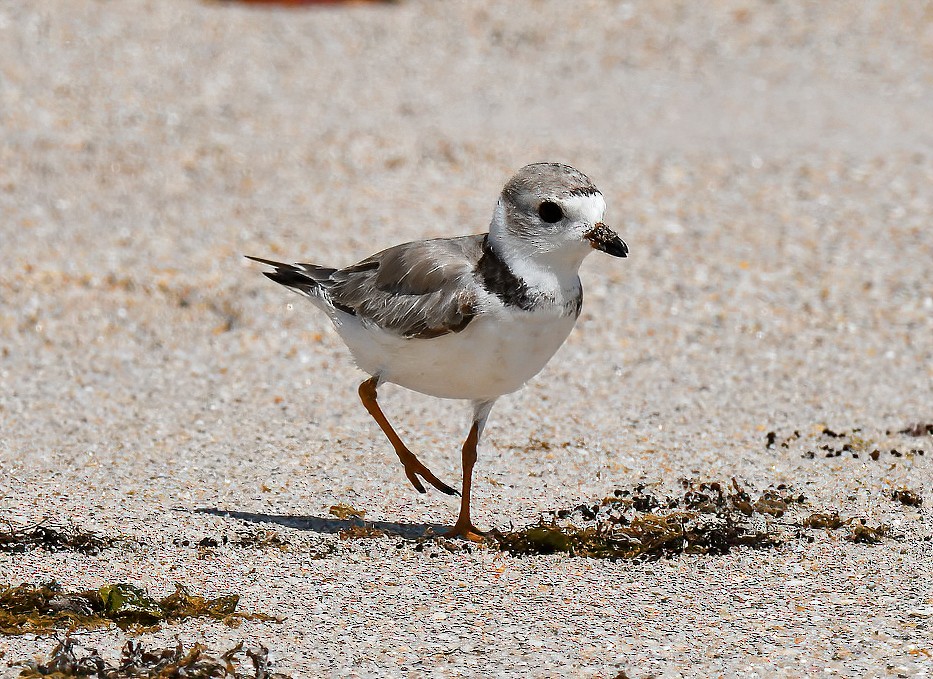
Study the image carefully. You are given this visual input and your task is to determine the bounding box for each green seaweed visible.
[0,582,275,636]
[99,584,164,625]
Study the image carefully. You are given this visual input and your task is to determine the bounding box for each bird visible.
[248,162,627,540]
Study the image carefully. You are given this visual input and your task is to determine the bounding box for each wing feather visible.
[327,235,485,339]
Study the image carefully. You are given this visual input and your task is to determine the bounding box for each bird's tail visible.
[245,255,336,300]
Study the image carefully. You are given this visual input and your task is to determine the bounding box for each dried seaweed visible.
[892,488,923,507]
[338,524,387,540]
[798,427,875,459]
[174,529,290,551]
[17,636,291,678]
[326,504,389,539]
[491,480,802,560]
[235,529,290,549]
[491,479,895,559]
[328,503,366,520]
[0,583,277,636]
[802,512,846,530]
[898,423,933,437]
[846,520,888,544]
[0,521,117,555]
[797,512,889,543]
[780,424,930,460]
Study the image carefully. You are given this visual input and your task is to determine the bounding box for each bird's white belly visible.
[340,310,577,401]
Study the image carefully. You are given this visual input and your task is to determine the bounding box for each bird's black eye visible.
[538,201,563,223]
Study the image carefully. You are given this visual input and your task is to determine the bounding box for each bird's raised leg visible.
[358,377,457,496]
[445,400,496,541]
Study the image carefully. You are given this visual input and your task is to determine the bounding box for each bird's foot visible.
[399,455,459,496]
[442,522,487,543]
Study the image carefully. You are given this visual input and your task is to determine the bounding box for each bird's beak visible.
[585,223,628,257]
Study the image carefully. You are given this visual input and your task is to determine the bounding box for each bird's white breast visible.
[336,304,578,401]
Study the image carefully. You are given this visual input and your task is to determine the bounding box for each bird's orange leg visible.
[358,378,458,496]
[444,421,486,542]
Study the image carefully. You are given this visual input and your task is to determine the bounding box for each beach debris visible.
[328,504,366,520]
[491,479,805,559]
[491,478,896,559]
[0,522,117,555]
[891,488,923,507]
[17,636,291,678]
[0,582,277,635]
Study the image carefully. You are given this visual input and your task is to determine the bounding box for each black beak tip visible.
[608,238,629,258]
[587,224,629,258]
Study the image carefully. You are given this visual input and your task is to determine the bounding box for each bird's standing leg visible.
[358,377,457,496]
[445,400,496,541]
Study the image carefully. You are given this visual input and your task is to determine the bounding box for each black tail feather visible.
[245,255,296,270]
[263,269,318,290]
[247,255,329,297]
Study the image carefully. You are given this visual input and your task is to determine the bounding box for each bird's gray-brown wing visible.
[326,235,485,339]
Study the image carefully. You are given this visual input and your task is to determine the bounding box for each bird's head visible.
[489,162,628,266]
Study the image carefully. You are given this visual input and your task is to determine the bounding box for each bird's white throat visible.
[487,194,605,295]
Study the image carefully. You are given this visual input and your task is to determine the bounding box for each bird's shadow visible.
[195,508,447,540]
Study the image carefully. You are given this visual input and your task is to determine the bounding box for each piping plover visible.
[248,162,627,540]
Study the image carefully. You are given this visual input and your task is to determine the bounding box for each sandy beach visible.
[1,1,931,676]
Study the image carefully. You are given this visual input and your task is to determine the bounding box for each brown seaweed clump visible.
[17,636,291,679]
[491,479,895,559]
[891,488,923,507]
[0,582,277,636]
[846,520,889,544]
[801,512,889,543]
[491,479,805,560]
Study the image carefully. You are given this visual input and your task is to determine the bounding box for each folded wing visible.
[249,234,485,340]
[329,235,484,339]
